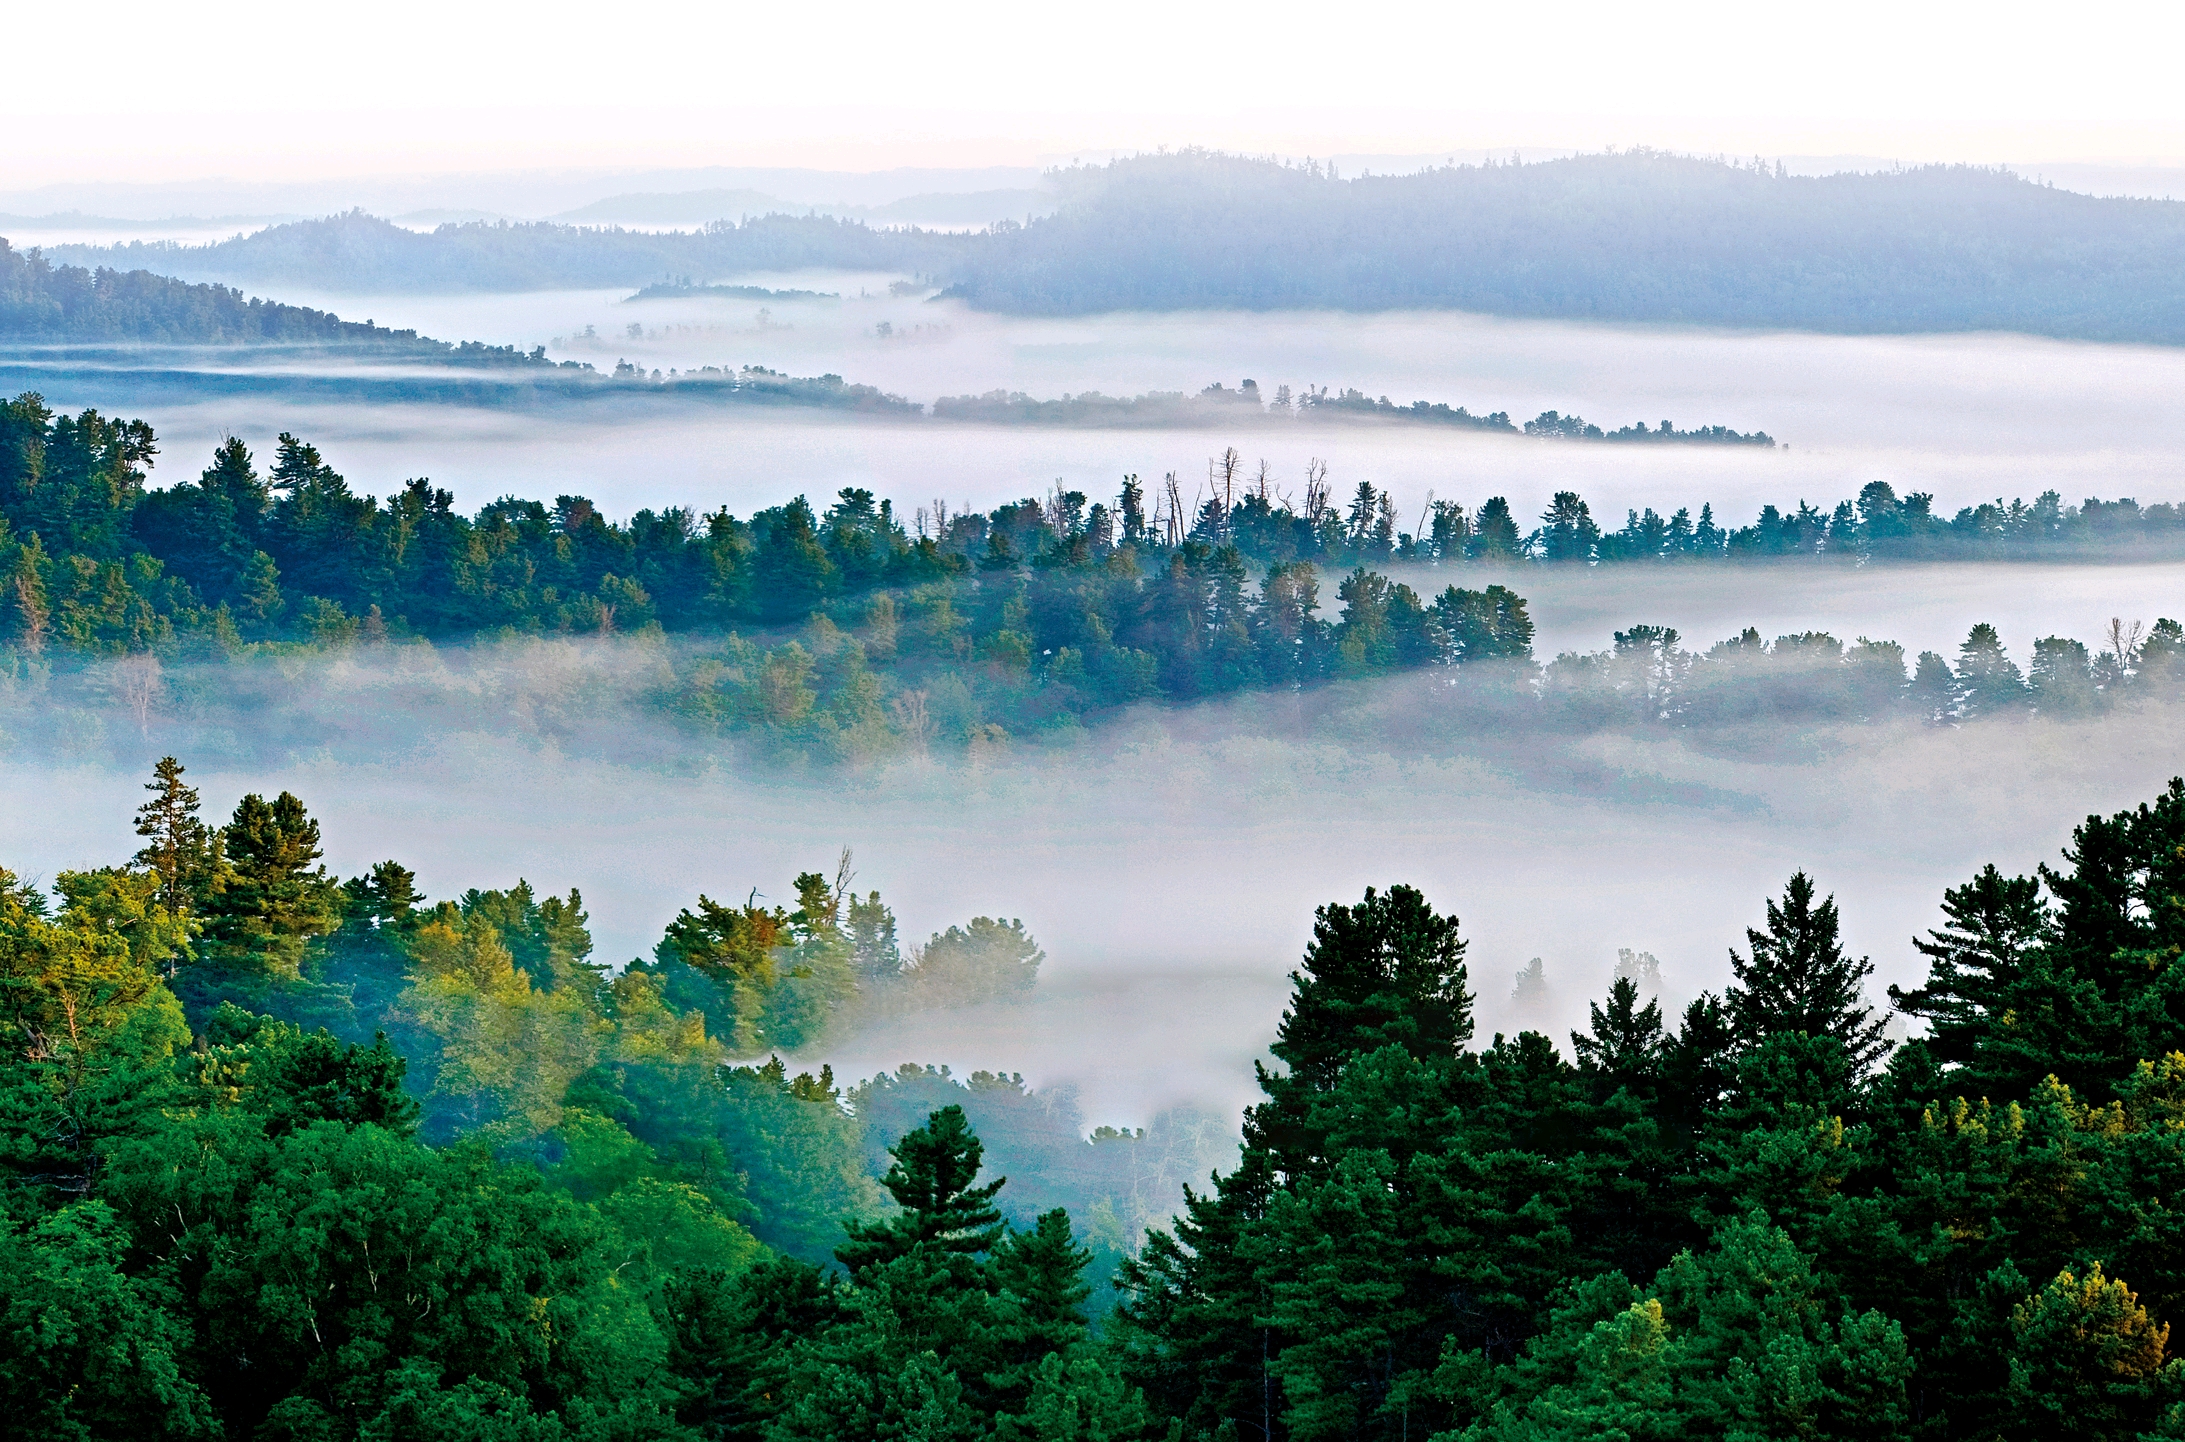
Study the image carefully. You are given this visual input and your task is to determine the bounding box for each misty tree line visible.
[929,380,1774,445]
[16,755,2185,1436]
[6,395,2182,765]
[4,753,1228,1256]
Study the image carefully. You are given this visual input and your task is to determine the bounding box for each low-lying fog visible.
[21,280,2185,539]
[6,632,2183,1128]
[12,274,2185,1132]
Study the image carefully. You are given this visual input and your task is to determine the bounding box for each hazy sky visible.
[10,0,2185,184]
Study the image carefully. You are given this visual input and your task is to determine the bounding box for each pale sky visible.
[8,0,2184,183]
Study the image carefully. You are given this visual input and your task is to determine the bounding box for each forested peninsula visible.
[13,756,2185,1438]
[5,393,2185,763]
[38,151,2185,345]
[0,239,568,364]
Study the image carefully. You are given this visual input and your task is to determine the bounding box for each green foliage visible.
[838,1104,1009,1275]
[199,789,343,976]
[16,764,2185,1438]
[1725,871,1890,1074]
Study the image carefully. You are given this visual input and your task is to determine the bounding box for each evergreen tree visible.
[1571,975,1666,1095]
[1469,496,1522,560]
[198,791,342,976]
[1955,622,2028,717]
[987,1208,1095,1407]
[132,757,220,919]
[836,1104,1007,1275]
[1726,871,1890,1074]
[1535,491,1601,562]
[1910,648,1957,720]
[1888,864,2051,1074]
[1264,884,1473,1096]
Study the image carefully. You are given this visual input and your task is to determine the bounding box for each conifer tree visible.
[1264,883,1472,1096]
[987,1208,1094,1405]
[1955,622,2028,717]
[1571,975,1666,1093]
[836,1104,1006,1275]
[1888,864,2051,1074]
[200,791,342,975]
[132,756,221,918]
[1726,871,1890,1073]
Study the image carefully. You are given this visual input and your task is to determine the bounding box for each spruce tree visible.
[836,1104,1006,1275]
[1571,975,1666,1093]
[1726,871,1890,1073]
[1955,622,2028,718]
[987,1208,1094,1408]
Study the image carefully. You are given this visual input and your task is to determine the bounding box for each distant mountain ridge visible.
[25,151,2185,343]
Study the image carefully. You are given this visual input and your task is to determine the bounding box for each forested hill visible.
[0,239,562,364]
[37,152,2185,343]
[946,150,2185,338]
[40,210,967,294]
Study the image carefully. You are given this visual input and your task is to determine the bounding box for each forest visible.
[37,152,2185,346]
[5,393,2185,763]
[11,754,2185,1438]
[0,239,569,363]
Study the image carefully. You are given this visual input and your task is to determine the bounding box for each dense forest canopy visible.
[4,393,2184,763]
[37,152,2185,344]
[13,756,2185,1436]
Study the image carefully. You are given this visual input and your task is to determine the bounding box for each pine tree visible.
[1887,864,2051,1073]
[132,756,220,918]
[836,1104,1006,1275]
[1264,884,1472,1096]
[1726,871,1890,1073]
[200,791,342,975]
[987,1208,1094,1408]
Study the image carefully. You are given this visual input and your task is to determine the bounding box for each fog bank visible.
[21,295,2185,539]
[6,643,2181,1126]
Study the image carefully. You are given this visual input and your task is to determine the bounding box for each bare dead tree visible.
[1255,458,1275,500]
[832,847,856,920]
[1212,447,1242,513]
[1416,488,1437,542]
[890,689,934,752]
[1164,472,1184,546]
[1304,459,1331,522]
[2108,617,2146,669]
[113,653,164,738]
